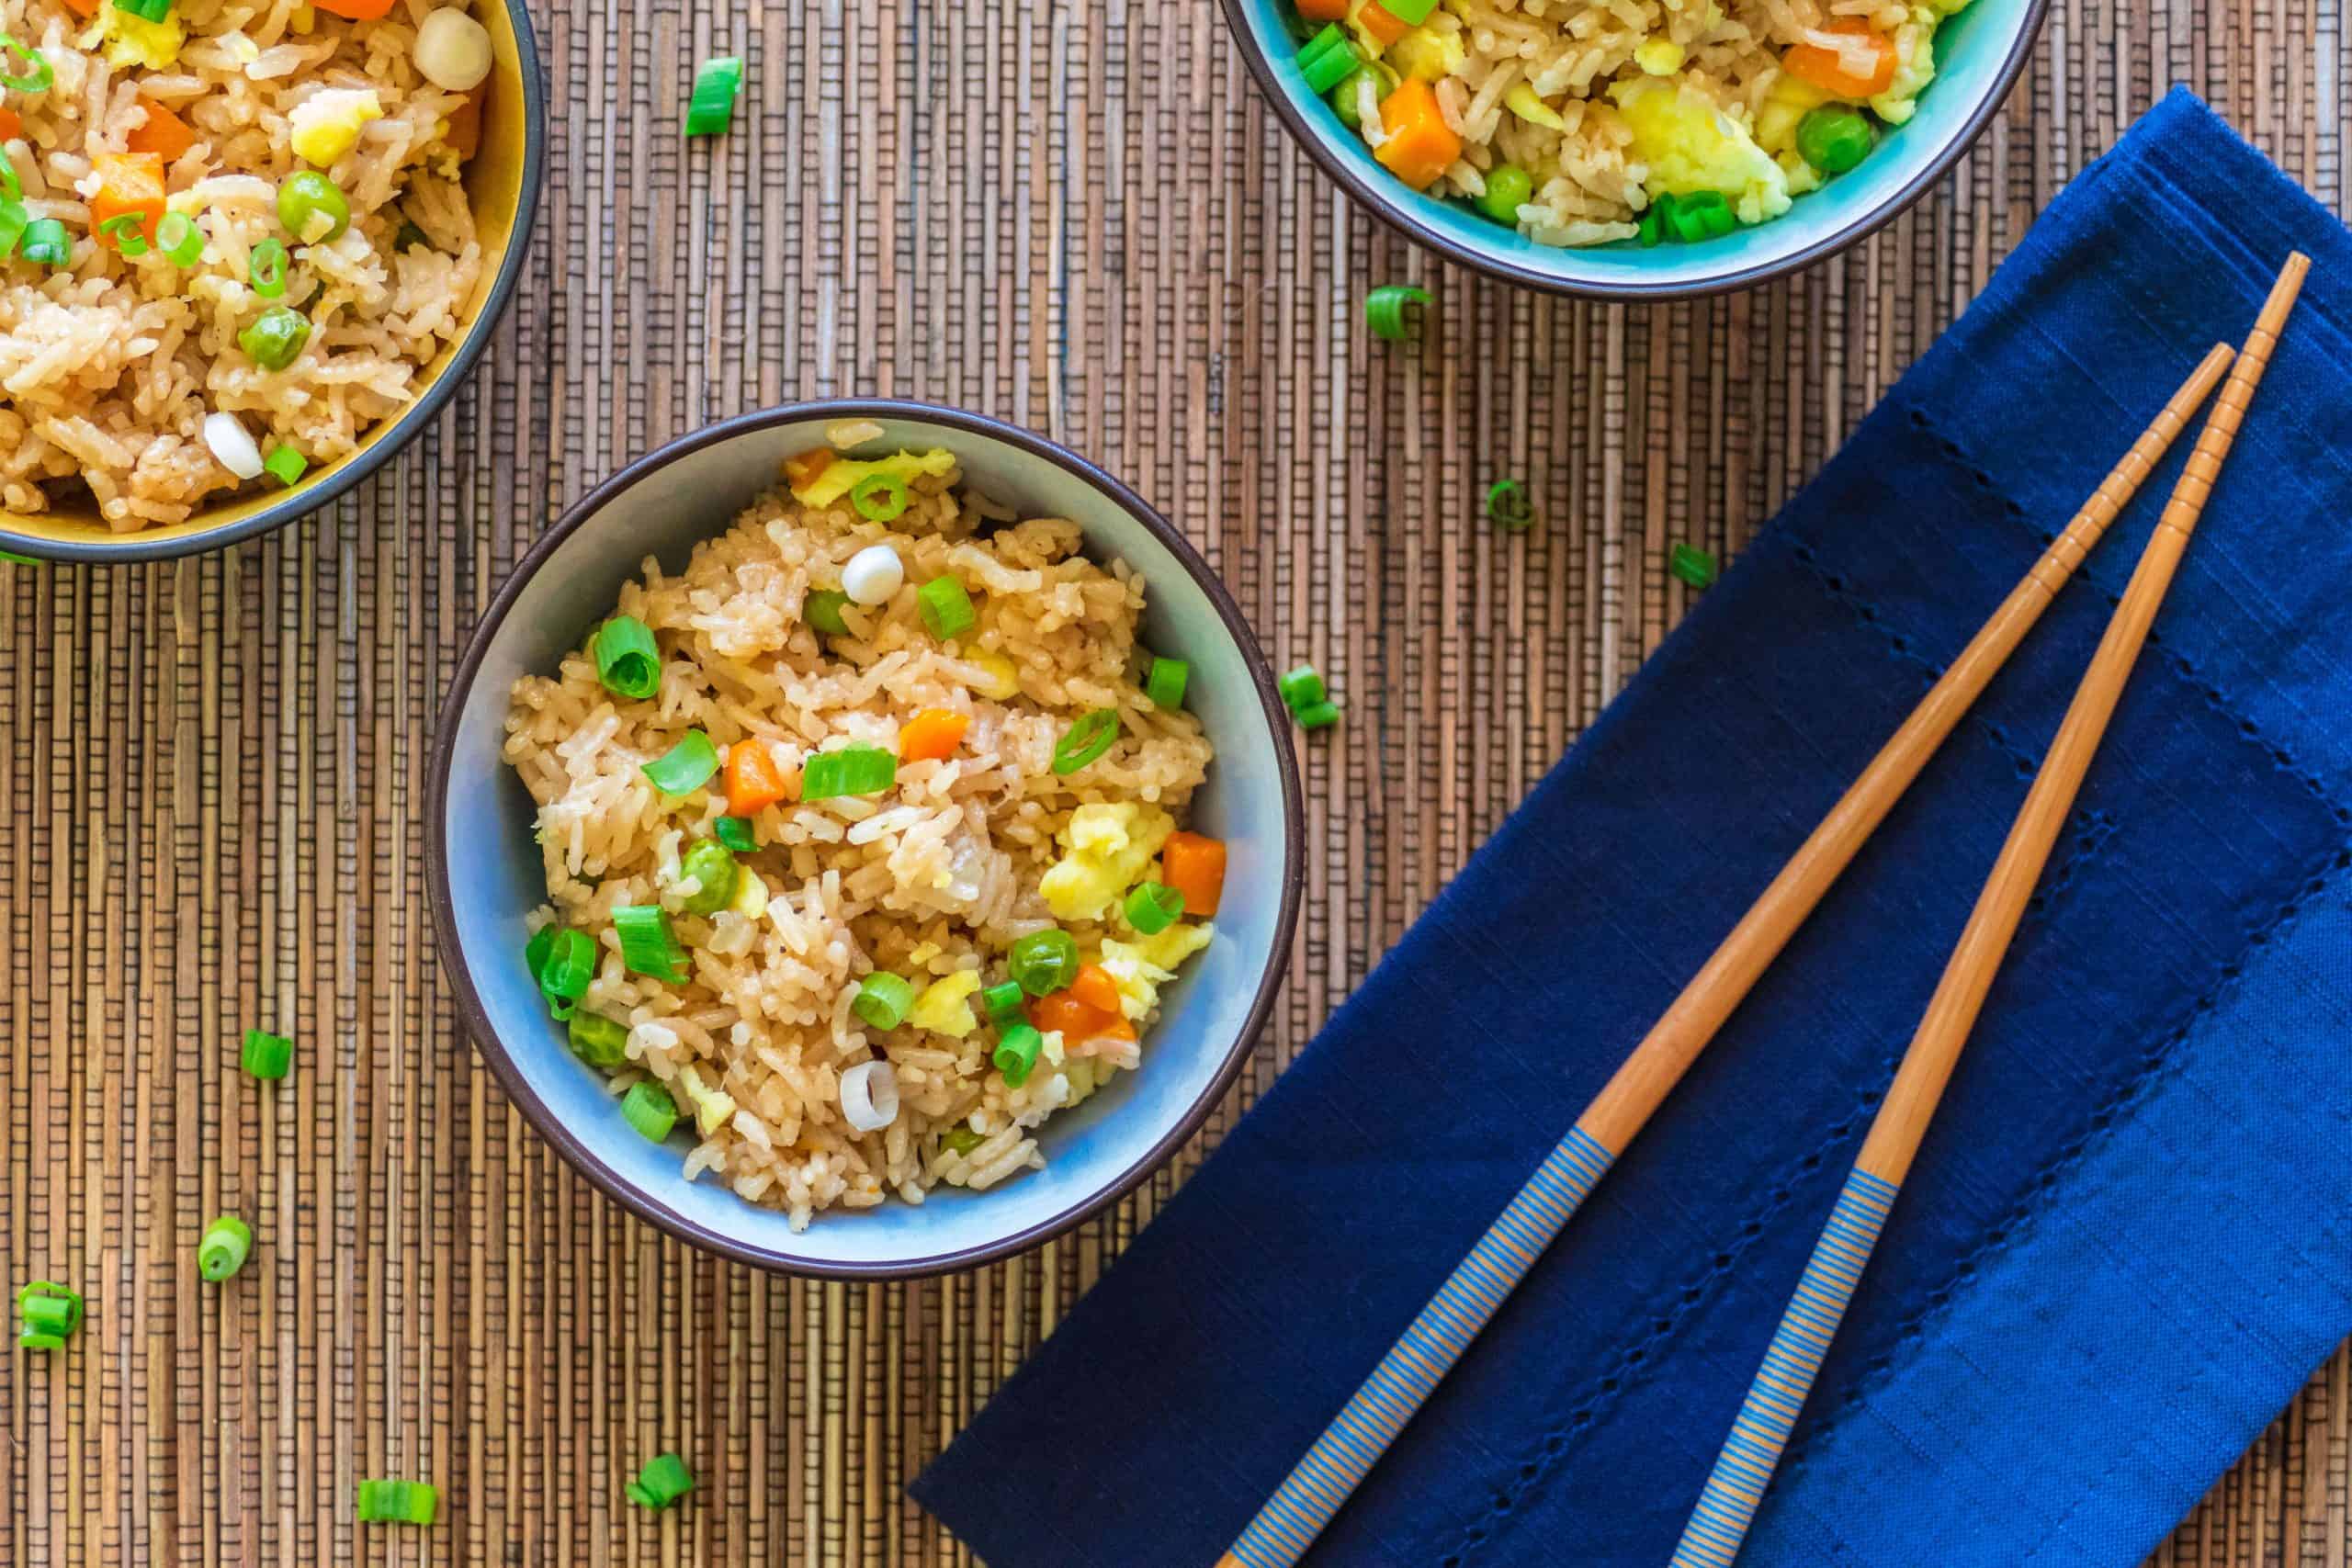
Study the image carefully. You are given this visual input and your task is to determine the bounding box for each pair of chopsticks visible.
[1216,252,2310,1568]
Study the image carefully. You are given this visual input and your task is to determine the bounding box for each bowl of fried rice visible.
[1222,0,2045,296]
[0,0,543,559]
[428,401,1305,1277]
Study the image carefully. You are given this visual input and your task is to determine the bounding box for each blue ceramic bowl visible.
[428,401,1304,1277]
[1220,0,2049,297]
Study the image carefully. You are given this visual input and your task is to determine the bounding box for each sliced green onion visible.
[626,1452,695,1510]
[804,589,851,637]
[247,237,288,298]
[96,212,151,258]
[394,218,432,252]
[940,1122,987,1156]
[1007,928,1080,998]
[1636,193,1670,248]
[155,210,204,266]
[241,1028,293,1079]
[852,972,917,1031]
[1668,542,1718,589]
[17,219,70,268]
[0,195,28,262]
[620,1080,677,1142]
[237,305,309,371]
[593,615,661,701]
[850,472,910,523]
[566,1011,629,1068]
[17,1280,84,1350]
[676,839,739,915]
[1278,665,1326,710]
[262,445,307,487]
[1295,24,1359,95]
[1795,105,1875,175]
[536,928,596,1016]
[713,816,757,853]
[799,745,897,801]
[992,1021,1044,1088]
[684,55,742,137]
[111,0,173,22]
[1124,882,1184,935]
[640,729,719,796]
[1666,189,1735,242]
[525,924,556,985]
[979,980,1025,1022]
[197,1214,252,1281]
[917,575,976,639]
[0,32,53,94]
[1294,700,1341,730]
[611,905,688,983]
[1051,708,1120,775]
[356,1479,439,1526]
[1145,657,1188,710]
[1374,0,1439,19]
[1364,285,1432,343]
[1487,478,1535,532]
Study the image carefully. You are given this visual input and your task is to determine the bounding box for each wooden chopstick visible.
[1210,339,2240,1568]
[1666,251,2309,1568]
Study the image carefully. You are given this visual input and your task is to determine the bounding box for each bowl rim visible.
[425,398,1307,1278]
[0,0,549,565]
[1214,0,2052,300]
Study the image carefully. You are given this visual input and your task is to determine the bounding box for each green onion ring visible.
[1364,284,1432,343]
[850,472,910,522]
[593,615,661,700]
[247,238,288,298]
[197,1213,253,1281]
[639,728,720,796]
[156,210,204,266]
[97,212,152,258]
[1050,707,1121,775]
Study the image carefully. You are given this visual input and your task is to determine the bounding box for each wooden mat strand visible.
[1,0,2346,1561]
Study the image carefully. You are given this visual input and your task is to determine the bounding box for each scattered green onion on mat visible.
[1295,24,1359,96]
[247,238,288,298]
[567,1011,629,1068]
[0,33,54,93]
[0,551,39,567]
[594,615,662,701]
[1364,284,1432,343]
[641,728,720,796]
[800,744,897,801]
[356,1479,439,1526]
[263,445,307,487]
[1007,928,1080,998]
[684,55,742,137]
[97,212,151,257]
[851,472,910,522]
[197,1214,252,1282]
[1051,708,1120,775]
[852,972,917,1031]
[154,211,204,267]
[240,1028,293,1079]
[1124,881,1184,935]
[534,927,596,1016]
[1293,699,1342,730]
[1476,164,1533,226]
[713,816,757,853]
[612,905,688,983]
[1668,542,1719,589]
[917,576,976,640]
[1796,105,1875,175]
[17,220,71,269]
[992,1021,1044,1088]
[17,1280,83,1350]
[626,1453,695,1510]
[1487,478,1536,532]
[1145,657,1188,711]
[237,305,309,371]
[620,1080,678,1142]
[676,839,739,915]
[804,589,852,637]
[1278,665,1326,710]
[980,980,1025,1022]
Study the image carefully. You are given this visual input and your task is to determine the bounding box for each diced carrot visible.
[443,87,482,162]
[1358,0,1411,47]
[126,98,198,163]
[1781,19,1896,98]
[1091,1017,1138,1046]
[724,739,795,815]
[1027,991,1115,1041]
[784,448,834,491]
[89,152,165,254]
[898,707,970,763]
[56,0,95,17]
[1069,963,1123,1018]
[1373,78,1463,191]
[1161,830,1227,919]
[311,0,397,19]
[1297,0,1348,18]
[0,108,20,141]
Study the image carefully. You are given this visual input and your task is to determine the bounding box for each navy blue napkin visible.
[915,91,2352,1568]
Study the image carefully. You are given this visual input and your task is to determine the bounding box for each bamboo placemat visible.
[4,0,2347,1561]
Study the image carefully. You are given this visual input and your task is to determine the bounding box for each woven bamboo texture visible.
[3,0,2347,1560]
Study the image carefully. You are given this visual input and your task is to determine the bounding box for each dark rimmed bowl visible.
[427,400,1306,1278]
[0,0,547,562]
[1218,0,2049,299]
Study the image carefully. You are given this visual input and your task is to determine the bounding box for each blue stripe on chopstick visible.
[1666,1168,1899,1568]
[1227,1126,1618,1568]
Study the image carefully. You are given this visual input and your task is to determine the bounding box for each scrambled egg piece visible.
[677,1066,737,1139]
[1097,922,1215,1021]
[1505,84,1566,130]
[729,867,769,919]
[97,6,184,70]
[1870,10,1940,125]
[1038,803,1174,923]
[1753,71,1830,155]
[908,971,983,1038]
[966,651,1020,701]
[1612,76,1792,225]
[793,447,956,510]
[1387,23,1465,82]
[1634,38,1685,75]
[289,88,383,167]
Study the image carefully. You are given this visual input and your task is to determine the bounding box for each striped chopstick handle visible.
[1222,1127,1618,1568]
[1668,1168,1900,1568]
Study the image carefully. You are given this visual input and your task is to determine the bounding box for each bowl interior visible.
[439,412,1297,1272]
[1233,0,2037,292]
[0,0,539,556]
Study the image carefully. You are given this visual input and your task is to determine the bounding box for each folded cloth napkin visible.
[915,90,2352,1568]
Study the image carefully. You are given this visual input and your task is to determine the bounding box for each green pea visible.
[1476,164,1534,225]
[677,839,740,915]
[1329,66,1372,128]
[567,1011,630,1068]
[1795,105,1875,175]
[236,305,311,371]
[276,170,350,243]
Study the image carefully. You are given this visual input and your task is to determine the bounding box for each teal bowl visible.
[1220,0,2049,297]
[428,401,1304,1278]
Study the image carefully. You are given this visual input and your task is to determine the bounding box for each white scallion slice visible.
[839,1059,899,1133]
[203,412,265,479]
